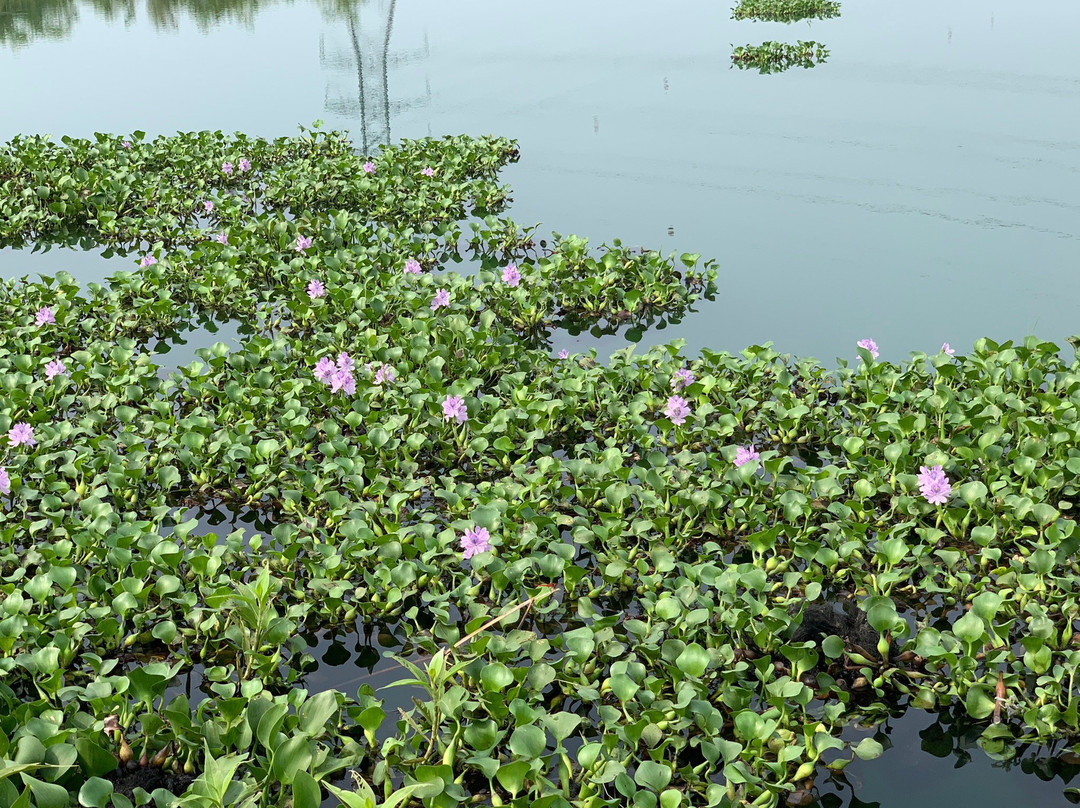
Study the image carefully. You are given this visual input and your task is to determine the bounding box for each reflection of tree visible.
[0,0,298,46]
[0,0,79,48]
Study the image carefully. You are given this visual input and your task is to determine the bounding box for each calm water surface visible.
[3,0,1079,364]
[4,3,1080,803]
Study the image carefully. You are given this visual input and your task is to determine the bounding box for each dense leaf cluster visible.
[1,128,1079,808]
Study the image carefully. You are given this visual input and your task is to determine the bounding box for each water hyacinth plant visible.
[731,0,841,22]
[731,40,830,72]
[0,126,1079,808]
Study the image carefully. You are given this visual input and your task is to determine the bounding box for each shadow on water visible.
[147,312,251,378]
[803,703,1080,807]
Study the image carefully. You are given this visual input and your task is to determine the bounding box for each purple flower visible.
[121,140,132,149]
[735,445,760,467]
[35,307,55,327]
[238,158,251,172]
[942,342,955,356]
[461,526,492,559]
[558,349,569,360]
[403,259,422,275]
[501,263,522,287]
[140,254,157,268]
[307,280,326,299]
[330,368,356,395]
[363,161,376,174]
[45,359,67,380]
[336,353,354,375]
[672,368,695,391]
[296,235,312,253]
[857,338,879,359]
[918,465,952,505]
[0,467,8,495]
[442,394,467,424]
[374,364,396,385]
[222,161,233,174]
[204,200,214,213]
[216,232,229,245]
[431,288,451,311]
[314,357,337,384]
[421,167,435,177]
[8,423,36,448]
[664,395,691,425]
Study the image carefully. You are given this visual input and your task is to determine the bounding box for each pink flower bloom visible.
[942,342,955,356]
[336,353,355,375]
[204,200,214,213]
[664,395,691,425]
[330,368,356,395]
[363,161,376,174]
[374,364,396,384]
[314,357,337,384]
[442,394,467,424]
[735,445,760,467]
[0,467,8,495]
[35,307,55,326]
[672,368,695,390]
[857,338,879,359]
[421,167,435,177]
[431,288,451,311]
[8,423,36,447]
[403,259,422,275]
[501,263,522,287]
[216,232,228,245]
[558,349,569,359]
[461,526,492,559]
[140,254,157,268]
[222,161,234,174]
[307,280,326,299]
[296,235,312,252]
[45,359,67,380]
[918,465,952,505]
[238,158,251,172]
[121,140,132,149]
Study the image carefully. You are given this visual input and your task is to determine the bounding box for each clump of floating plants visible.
[3,127,1080,808]
[732,40,830,73]
[731,0,841,22]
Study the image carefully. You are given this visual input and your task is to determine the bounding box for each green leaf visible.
[634,760,672,792]
[508,725,547,759]
[852,738,883,760]
[495,760,531,796]
[270,735,314,785]
[675,643,709,678]
[952,611,985,644]
[22,775,69,808]
[292,770,321,808]
[480,663,515,692]
[821,635,845,659]
[957,481,987,505]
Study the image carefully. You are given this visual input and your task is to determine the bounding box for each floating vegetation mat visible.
[731,0,841,23]
[2,127,1080,808]
[732,41,830,73]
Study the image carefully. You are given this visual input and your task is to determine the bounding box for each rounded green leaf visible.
[509,724,546,759]
[675,643,709,678]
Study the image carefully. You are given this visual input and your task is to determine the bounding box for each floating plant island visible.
[2,128,1080,808]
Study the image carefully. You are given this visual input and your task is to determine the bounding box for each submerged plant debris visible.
[2,127,1080,808]
[732,40,830,73]
[731,0,841,23]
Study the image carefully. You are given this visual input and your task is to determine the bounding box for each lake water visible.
[4,2,1080,804]
[3,0,1080,364]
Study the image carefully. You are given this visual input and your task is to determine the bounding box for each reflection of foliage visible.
[0,0,79,48]
[731,0,840,22]
[732,40,829,73]
[0,0,329,46]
